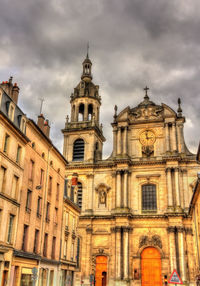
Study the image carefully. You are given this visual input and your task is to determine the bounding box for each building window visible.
[33,229,39,253]
[48,176,52,195]
[37,196,42,218]
[9,104,15,121]
[25,189,32,213]
[73,139,84,161]
[11,175,19,198]
[16,145,22,163]
[7,214,14,243]
[54,207,58,226]
[77,182,82,209]
[43,233,48,257]
[3,134,10,153]
[51,236,56,259]
[77,237,80,268]
[29,160,34,180]
[64,179,68,197]
[142,184,157,211]
[0,166,7,192]
[40,169,44,186]
[56,183,59,200]
[46,202,50,222]
[22,224,29,251]
[20,117,26,133]
[63,240,68,259]
[71,243,74,261]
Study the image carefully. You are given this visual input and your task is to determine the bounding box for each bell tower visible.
[62,52,105,163]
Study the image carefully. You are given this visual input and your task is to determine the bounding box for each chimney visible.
[37,114,45,131]
[43,120,50,138]
[12,83,20,104]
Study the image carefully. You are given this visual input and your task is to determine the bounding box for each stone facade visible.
[63,56,200,286]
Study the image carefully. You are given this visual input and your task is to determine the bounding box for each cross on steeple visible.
[144,86,149,99]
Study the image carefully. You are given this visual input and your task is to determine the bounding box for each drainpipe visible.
[38,146,52,284]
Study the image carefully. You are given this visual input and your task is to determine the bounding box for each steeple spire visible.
[86,42,89,59]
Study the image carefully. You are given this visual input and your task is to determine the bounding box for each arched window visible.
[78,104,84,121]
[88,104,93,120]
[142,184,157,211]
[77,182,82,209]
[73,139,84,161]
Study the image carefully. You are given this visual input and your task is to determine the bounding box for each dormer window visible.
[8,103,15,121]
[20,116,26,133]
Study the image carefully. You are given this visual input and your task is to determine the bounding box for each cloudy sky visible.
[0,0,200,158]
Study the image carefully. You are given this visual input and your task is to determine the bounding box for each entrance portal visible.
[95,256,107,286]
[141,247,162,286]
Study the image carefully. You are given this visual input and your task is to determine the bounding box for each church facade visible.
[62,54,199,286]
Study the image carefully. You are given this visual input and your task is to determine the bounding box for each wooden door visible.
[141,247,162,286]
[1,271,8,286]
[95,256,107,286]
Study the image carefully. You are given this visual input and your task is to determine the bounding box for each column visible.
[113,127,117,157]
[123,228,129,279]
[172,122,177,152]
[174,168,181,207]
[123,126,128,154]
[84,103,88,121]
[167,227,177,272]
[117,127,122,155]
[123,170,128,208]
[165,123,170,152]
[75,105,79,121]
[177,227,186,281]
[166,168,173,208]
[116,171,121,208]
[115,227,121,279]
[86,174,94,211]
[177,123,184,153]
[182,169,189,209]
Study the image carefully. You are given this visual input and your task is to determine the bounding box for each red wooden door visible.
[95,256,107,286]
[141,247,162,286]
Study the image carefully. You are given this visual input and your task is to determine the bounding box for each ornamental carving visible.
[95,183,111,207]
[139,235,162,249]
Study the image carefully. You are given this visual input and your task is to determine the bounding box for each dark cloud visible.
[0,0,200,157]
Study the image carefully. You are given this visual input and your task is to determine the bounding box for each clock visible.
[139,130,156,146]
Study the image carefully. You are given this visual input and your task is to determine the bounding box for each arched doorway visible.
[141,247,162,286]
[95,256,107,286]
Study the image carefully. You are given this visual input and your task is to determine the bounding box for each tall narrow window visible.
[73,139,84,161]
[142,184,157,211]
[25,189,32,213]
[51,236,56,259]
[40,169,44,186]
[33,229,39,253]
[56,183,59,200]
[64,179,68,197]
[43,233,48,257]
[16,145,22,163]
[0,166,6,192]
[77,237,80,268]
[37,196,42,218]
[54,207,58,226]
[48,176,52,195]
[9,104,14,120]
[78,103,84,121]
[77,182,82,209]
[11,175,19,198]
[3,134,10,153]
[7,214,14,243]
[22,224,29,251]
[46,202,50,222]
[71,243,74,261]
[29,160,34,180]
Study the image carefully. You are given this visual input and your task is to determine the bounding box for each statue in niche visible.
[99,190,106,205]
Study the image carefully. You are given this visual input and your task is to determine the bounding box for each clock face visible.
[139,130,156,146]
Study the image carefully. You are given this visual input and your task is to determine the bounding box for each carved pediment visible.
[130,105,163,122]
[139,235,162,249]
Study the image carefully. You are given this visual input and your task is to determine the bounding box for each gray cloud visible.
[0,0,200,157]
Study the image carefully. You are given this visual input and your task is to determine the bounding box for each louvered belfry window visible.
[77,182,82,209]
[73,139,84,161]
[142,184,157,211]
